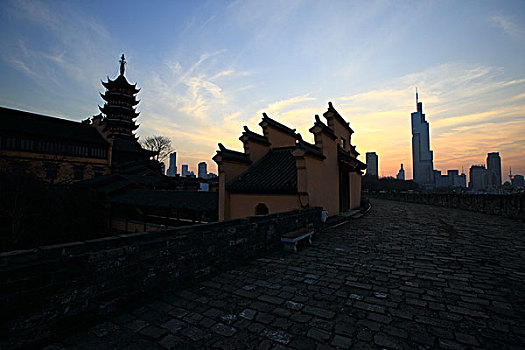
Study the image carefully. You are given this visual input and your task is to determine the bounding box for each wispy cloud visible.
[490,15,525,39]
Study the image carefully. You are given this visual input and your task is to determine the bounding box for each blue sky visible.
[1,0,524,178]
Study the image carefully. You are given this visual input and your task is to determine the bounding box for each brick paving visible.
[49,199,525,349]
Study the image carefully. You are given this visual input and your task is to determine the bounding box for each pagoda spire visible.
[119,54,126,76]
[416,87,418,105]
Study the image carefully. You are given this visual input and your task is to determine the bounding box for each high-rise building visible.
[366,152,378,178]
[198,162,207,179]
[396,164,405,180]
[181,164,189,177]
[512,174,525,187]
[167,152,177,177]
[411,90,434,187]
[486,152,502,187]
[469,165,487,190]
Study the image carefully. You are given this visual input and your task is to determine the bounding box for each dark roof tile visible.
[227,147,297,193]
[0,107,109,146]
[213,143,252,164]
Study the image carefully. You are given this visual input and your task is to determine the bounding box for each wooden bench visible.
[281,227,314,252]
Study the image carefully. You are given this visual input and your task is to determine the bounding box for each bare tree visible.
[140,135,173,162]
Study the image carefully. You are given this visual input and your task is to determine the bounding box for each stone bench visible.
[281,227,314,252]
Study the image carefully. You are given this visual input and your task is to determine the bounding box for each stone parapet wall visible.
[1,207,321,348]
[371,193,524,220]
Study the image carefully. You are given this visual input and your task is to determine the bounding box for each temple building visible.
[0,54,155,183]
[91,54,156,171]
[213,102,366,221]
[411,90,434,188]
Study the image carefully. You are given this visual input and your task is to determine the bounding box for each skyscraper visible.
[198,162,208,179]
[396,164,405,180]
[486,152,502,187]
[181,164,189,177]
[411,90,434,187]
[366,152,378,178]
[166,152,177,177]
[469,165,487,190]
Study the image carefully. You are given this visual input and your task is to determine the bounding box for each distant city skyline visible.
[0,1,524,177]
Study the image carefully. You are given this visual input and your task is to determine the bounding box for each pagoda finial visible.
[416,87,419,105]
[119,54,126,76]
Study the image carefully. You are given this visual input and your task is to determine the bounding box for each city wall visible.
[1,207,321,348]
[371,192,525,220]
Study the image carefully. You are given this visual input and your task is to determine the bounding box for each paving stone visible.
[180,325,206,341]
[239,308,257,320]
[124,319,149,332]
[303,306,335,319]
[367,313,392,324]
[139,325,167,339]
[345,281,372,290]
[285,300,304,311]
[160,319,185,333]
[438,338,464,350]
[290,312,311,323]
[158,334,180,349]
[90,322,118,337]
[307,327,331,342]
[256,312,275,324]
[273,307,292,318]
[348,293,363,300]
[455,331,480,346]
[168,308,189,319]
[258,295,284,305]
[220,314,237,325]
[374,333,402,350]
[262,329,291,344]
[331,335,352,349]
[212,323,237,337]
[353,301,385,314]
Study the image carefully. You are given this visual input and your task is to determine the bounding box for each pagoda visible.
[99,54,140,138]
[97,54,156,169]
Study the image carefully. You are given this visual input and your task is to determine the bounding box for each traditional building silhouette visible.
[411,90,434,188]
[0,54,155,183]
[213,102,366,221]
[92,54,155,170]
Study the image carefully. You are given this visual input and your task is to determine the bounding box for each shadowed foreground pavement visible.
[48,199,525,349]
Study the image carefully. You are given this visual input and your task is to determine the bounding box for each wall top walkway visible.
[42,199,525,349]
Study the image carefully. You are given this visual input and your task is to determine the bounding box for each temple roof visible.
[0,107,109,146]
[227,147,297,194]
[102,75,140,94]
[324,102,354,134]
[99,104,140,118]
[309,114,337,140]
[259,113,297,136]
[100,92,140,106]
[338,147,367,172]
[239,126,270,145]
[213,143,252,164]
[112,137,156,157]
[295,135,326,159]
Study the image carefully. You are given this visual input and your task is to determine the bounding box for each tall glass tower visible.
[411,90,434,187]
